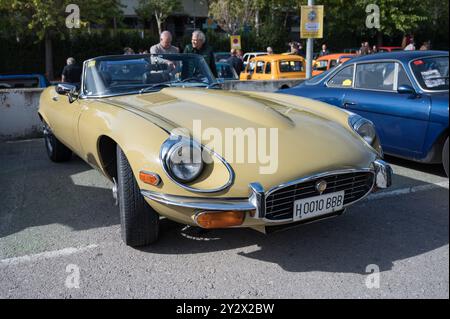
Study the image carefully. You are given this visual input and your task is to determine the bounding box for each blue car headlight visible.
[348,114,378,147]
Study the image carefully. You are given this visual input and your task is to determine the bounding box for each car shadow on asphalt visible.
[385,155,447,177]
[141,184,448,275]
[1,140,448,275]
[0,140,119,238]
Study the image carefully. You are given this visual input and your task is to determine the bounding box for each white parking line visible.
[367,181,449,201]
[0,181,447,267]
[0,244,98,267]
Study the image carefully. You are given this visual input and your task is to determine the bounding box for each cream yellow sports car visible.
[38,54,392,247]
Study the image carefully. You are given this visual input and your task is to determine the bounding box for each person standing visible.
[150,31,179,54]
[183,30,217,77]
[317,43,330,58]
[61,57,82,84]
[420,41,431,51]
[266,47,274,55]
[226,49,244,75]
[237,49,245,61]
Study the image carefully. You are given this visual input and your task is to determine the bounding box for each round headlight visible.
[349,115,377,146]
[166,141,204,183]
[356,121,377,145]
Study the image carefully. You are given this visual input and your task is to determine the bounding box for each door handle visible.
[343,101,357,108]
[52,96,59,101]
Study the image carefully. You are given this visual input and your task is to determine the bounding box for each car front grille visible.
[265,171,375,221]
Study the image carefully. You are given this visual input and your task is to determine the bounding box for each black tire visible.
[43,124,72,162]
[443,137,449,177]
[117,145,159,246]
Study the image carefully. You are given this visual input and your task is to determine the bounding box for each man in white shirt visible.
[150,31,179,54]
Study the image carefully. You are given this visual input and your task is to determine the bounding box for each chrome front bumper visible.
[141,160,393,223]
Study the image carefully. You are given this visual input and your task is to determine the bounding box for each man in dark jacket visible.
[61,57,82,84]
[226,49,244,75]
[183,30,218,77]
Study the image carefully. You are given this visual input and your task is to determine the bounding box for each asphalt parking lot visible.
[0,138,448,299]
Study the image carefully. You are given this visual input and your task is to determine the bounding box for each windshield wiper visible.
[139,83,171,94]
[206,82,222,89]
[176,77,209,84]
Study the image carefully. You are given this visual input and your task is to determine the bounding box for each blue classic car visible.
[280,51,449,176]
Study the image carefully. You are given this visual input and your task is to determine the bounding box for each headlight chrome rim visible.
[159,135,235,193]
[349,114,377,147]
[165,140,204,183]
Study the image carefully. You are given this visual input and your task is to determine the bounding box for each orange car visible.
[312,53,355,76]
[240,54,306,81]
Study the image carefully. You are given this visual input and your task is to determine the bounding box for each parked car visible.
[240,54,306,81]
[378,46,403,53]
[38,53,392,246]
[215,62,239,81]
[214,52,231,62]
[280,51,449,176]
[313,53,356,77]
[0,74,50,89]
[242,52,267,67]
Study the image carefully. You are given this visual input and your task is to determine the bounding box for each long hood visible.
[104,88,378,191]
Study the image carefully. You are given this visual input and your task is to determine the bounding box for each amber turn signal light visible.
[139,171,161,186]
[196,211,246,229]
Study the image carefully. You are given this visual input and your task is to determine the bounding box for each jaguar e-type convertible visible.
[38,54,392,247]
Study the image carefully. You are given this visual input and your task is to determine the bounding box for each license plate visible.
[293,191,345,221]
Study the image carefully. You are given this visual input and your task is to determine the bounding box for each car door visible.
[308,63,355,106]
[46,87,83,153]
[251,60,266,80]
[342,61,431,158]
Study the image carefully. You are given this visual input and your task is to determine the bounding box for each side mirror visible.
[56,83,79,103]
[397,85,416,95]
[56,83,77,95]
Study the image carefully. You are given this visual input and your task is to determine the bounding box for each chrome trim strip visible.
[141,163,392,224]
[265,168,374,197]
[373,159,393,189]
[249,182,265,219]
[141,190,253,211]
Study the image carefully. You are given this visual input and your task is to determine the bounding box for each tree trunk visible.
[155,13,162,35]
[255,9,260,37]
[45,31,54,81]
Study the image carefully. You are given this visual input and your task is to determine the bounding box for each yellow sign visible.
[230,35,241,50]
[300,5,324,39]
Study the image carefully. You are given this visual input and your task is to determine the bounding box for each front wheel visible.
[117,145,160,246]
[443,137,449,177]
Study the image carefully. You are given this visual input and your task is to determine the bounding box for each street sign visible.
[300,5,324,39]
[230,35,241,50]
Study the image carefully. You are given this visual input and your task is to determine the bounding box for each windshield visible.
[314,60,328,71]
[83,54,217,97]
[411,56,449,91]
[304,65,337,85]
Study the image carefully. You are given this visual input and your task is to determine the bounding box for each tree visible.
[209,0,259,35]
[136,0,182,36]
[0,0,123,80]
